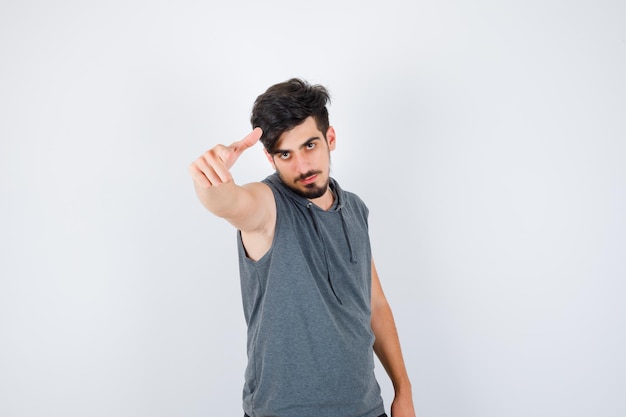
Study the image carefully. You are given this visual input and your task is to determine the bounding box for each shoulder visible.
[241,181,275,214]
[343,189,367,206]
[339,187,369,213]
[238,181,277,261]
[242,180,273,197]
[227,181,276,236]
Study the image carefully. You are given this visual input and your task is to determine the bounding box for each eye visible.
[306,141,316,150]
[279,151,290,160]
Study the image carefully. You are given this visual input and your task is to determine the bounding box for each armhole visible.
[239,184,278,264]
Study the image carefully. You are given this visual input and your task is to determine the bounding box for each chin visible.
[290,182,328,199]
[300,186,327,199]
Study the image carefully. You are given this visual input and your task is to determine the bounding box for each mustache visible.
[296,170,322,182]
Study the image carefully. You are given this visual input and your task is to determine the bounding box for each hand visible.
[391,392,416,417]
[189,127,262,188]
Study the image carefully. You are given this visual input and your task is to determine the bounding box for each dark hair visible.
[250,78,331,154]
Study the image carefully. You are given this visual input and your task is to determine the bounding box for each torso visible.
[240,181,335,261]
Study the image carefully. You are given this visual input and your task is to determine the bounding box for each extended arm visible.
[371,259,416,417]
[189,128,274,234]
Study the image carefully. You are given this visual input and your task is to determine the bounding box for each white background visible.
[1,1,625,416]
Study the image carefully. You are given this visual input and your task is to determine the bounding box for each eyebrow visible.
[273,136,321,156]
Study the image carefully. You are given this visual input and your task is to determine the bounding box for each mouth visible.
[299,174,318,185]
[297,171,322,185]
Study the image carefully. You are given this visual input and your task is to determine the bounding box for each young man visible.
[189,79,415,417]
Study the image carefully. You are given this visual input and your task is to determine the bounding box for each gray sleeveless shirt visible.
[237,173,384,417]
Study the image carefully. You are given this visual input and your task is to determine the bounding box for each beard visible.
[295,181,328,199]
[277,169,329,199]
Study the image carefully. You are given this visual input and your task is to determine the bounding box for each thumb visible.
[222,127,263,168]
[231,127,262,154]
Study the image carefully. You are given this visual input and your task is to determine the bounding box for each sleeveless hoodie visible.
[237,173,385,417]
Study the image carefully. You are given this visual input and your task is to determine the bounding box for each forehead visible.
[275,116,323,149]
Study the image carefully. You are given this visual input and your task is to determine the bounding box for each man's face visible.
[265,116,336,200]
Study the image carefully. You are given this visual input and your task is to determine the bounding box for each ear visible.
[326,126,336,151]
[264,149,276,169]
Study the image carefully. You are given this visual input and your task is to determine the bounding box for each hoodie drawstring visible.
[307,202,343,304]
[338,204,357,264]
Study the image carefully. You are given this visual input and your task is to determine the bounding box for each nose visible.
[292,152,310,173]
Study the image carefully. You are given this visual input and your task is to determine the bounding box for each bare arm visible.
[371,259,416,417]
[189,128,274,233]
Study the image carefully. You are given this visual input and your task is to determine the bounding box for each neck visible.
[309,187,334,210]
